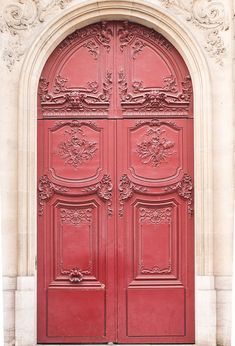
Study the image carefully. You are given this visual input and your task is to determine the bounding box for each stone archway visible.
[16,1,216,345]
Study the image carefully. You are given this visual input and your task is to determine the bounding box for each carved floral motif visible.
[118,70,192,116]
[38,71,112,117]
[139,260,172,275]
[165,173,194,215]
[160,0,229,64]
[57,126,97,169]
[83,40,99,59]
[137,126,175,167]
[83,174,113,216]
[0,0,73,70]
[139,207,172,224]
[118,174,147,216]
[117,21,172,52]
[60,208,92,225]
[38,175,68,215]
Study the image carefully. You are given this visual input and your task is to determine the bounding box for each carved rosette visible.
[118,70,192,116]
[118,174,147,216]
[83,174,113,216]
[38,71,112,118]
[57,126,97,169]
[38,175,68,216]
[165,173,194,215]
[60,262,92,283]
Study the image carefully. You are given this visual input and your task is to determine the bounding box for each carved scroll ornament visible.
[165,173,193,215]
[118,70,192,116]
[118,174,147,216]
[38,71,112,117]
[38,175,68,215]
[60,262,92,283]
[160,0,229,64]
[83,174,113,216]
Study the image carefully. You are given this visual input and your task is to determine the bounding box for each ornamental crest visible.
[57,126,97,169]
[137,126,175,167]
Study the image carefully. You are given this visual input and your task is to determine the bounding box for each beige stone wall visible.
[0,0,234,345]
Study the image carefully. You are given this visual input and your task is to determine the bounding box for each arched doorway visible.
[37,21,194,344]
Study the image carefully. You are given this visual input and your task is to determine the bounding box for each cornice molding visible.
[0,0,73,71]
[160,0,229,64]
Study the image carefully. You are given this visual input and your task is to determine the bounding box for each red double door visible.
[37,21,194,344]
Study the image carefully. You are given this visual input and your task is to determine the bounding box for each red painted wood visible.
[37,21,194,344]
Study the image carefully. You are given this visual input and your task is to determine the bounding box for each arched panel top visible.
[37,21,193,119]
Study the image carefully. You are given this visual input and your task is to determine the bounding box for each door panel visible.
[37,120,116,343]
[117,119,194,343]
[37,21,194,344]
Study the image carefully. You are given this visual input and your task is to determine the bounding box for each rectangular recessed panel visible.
[127,287,185,337]
[47,288,105,337]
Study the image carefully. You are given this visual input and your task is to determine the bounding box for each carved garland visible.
[60,208,92,225]
[83,174,113,216]
[118,70,192,116]
[38,71,112,117]
[38,175,68,216]
[60,262,92,283]
[165,173,194,215]
[118,174,147,216]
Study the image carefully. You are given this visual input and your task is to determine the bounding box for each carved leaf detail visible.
[60,262,92,283]
[140,260,172,275]
[83,40,99,59]
[38,175,68,215]
[137,126,175,167]
[118,174,147,216]
[57,126,97,169]
[165,173,194,215]
[83,174,113,216]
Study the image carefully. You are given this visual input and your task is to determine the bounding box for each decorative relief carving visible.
[38,71,112,117]
[165,173,193,215]
[83,40,99,59]
[118,70,192,116]
[160,0,229,64]
[0,0,73,70]
[117,21,172,52]
[137,125,175,167]
[132,39,145,59]
[60,208,92,225]
[60,261,92,283]
[139,207,172,224]
[135,118,181,131]
[38,175,68,215]
[57,21,113,53]
[118,174,147,216]
[51,119,99,131]
[57,126,97,169]
[83,174,113,216]
[139,260,172,275]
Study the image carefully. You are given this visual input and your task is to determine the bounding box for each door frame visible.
[16,1,216,345]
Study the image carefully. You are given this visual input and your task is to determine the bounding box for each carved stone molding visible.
[0,0,73,71]
[165,173,194,215]
[83,174,113,216]
[160,0,229,64]
[38,174,68,215]
[118,174,147,216]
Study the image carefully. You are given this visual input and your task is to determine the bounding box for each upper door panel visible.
[38,21,193,119]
